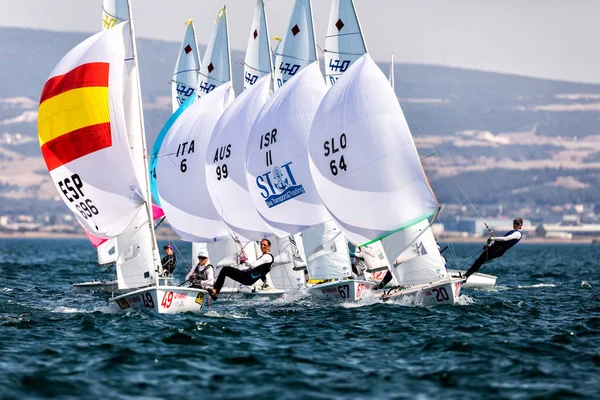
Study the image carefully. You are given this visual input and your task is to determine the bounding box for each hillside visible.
[1,27,600,218]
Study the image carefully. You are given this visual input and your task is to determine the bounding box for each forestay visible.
[244,0,273,90]
[308,54,439,246]
[274,0,317,89]
[198,7,232,99]
[324,0,367,86]
[37,24,143,238]
[157,83,235,242]
[246,62,330,238]
[172,20,201,111]
[205,75,272,242]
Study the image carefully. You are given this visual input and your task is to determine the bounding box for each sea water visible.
[1,238,599,399]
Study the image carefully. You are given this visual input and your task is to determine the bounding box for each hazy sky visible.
[1,0,598,84]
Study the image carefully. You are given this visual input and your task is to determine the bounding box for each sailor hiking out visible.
[208,239,274,301]
[464,217,523,278]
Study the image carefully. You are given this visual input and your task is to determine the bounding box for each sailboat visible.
[71,237,118,292]
[171,20,201,111]
[273,0,318,89]
[308,54,464,306]
[39,1,208,313]
[324,0,367,86]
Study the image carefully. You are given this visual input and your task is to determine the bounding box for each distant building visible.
[543,215,600,237]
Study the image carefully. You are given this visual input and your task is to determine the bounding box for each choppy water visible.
[1,238,599,399]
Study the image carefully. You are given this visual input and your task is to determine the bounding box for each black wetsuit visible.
[213,253,274,294]
[465,230,522,278]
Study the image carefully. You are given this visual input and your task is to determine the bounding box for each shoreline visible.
[0,231,597,244]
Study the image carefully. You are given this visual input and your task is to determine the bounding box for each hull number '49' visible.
[161,291,174,308]
[142,293,154,309]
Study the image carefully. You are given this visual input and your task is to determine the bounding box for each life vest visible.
[250,254,274,279]
[197,264,213,281]
[491,230,522,255]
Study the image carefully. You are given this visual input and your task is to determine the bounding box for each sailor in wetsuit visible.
[207,239,274,301]
[464,217,523,278]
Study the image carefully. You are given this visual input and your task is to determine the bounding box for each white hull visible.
[381,277,463,306]
[306,279,376,301]
[112,286,208,314]
[448,270,497,289]
[239,286,285,299]
[72,280,118,293]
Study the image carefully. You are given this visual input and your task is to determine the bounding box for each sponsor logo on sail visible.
[256,161,305,208]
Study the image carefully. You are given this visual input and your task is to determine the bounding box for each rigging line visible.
[400,102,493,237]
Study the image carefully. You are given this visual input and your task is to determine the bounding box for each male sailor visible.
[186,249,214,289]
[207,239,274,301]
[463,217,523,278]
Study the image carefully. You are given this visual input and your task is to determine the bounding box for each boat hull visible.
[448,270,497,289]
[381,278,464,306]
[112,286,207,314]
[239,287,285,299]
[306,279,376,301]
[72,280,118,293]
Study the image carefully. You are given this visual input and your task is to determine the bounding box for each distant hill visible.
[1,26,600,216]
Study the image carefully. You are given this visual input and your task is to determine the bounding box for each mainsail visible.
[172,20,201,111]
[205,75,272,242]
[244,0,273,90]
[324,0,367,86]
[197,7,232,99]
[273,0,318,89]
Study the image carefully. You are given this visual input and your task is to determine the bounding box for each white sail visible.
[97,238,117,265]
[198,7,232,99]
[246,62,330,238]
[381,220,448,286]
[268,236,306,290]
[37,23,144,238]
[324,0,367,86]
[302,221,352,280]
[308,54,439,246]
[389,52,394,89]
[205,75,272,242]
[101,0,128,29]
[244,0,273,90]
[172,20,201,111]
[157,83,236,242]
[115,208,156,289]
[273,0,318,89]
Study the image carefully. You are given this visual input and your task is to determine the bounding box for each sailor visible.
[349,246,366,279]
[208,239,275,301]
[161,245,177,277]
[464,217,523,278]
[186,249,214,289]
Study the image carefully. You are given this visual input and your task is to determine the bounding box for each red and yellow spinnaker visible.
[38,62,112,171]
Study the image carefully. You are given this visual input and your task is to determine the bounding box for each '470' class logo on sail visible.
[256,162,305,208]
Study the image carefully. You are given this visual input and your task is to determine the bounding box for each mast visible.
[125,0,161,285]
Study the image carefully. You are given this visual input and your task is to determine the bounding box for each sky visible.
[1,0,599,84]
